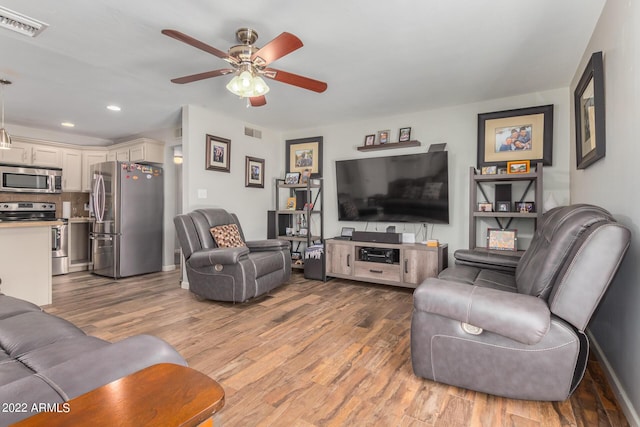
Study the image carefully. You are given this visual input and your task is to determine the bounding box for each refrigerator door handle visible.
[89,234,113,241]
[92,174,106,223]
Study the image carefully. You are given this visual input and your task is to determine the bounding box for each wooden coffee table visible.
[13,363,225,427]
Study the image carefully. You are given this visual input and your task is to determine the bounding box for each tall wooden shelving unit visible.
[469,162,543,251]
[275,178,324,275]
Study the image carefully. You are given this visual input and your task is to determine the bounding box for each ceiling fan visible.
[162,28,328,107]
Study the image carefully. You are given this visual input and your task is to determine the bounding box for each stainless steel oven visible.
[0,164,62,193]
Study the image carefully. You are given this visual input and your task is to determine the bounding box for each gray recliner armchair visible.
[411,204,631,401]
[174,208,291,303]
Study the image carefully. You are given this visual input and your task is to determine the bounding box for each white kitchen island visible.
[0,220,60,306]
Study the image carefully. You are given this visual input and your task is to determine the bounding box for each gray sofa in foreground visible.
[0,293,186,425]
[174,208,291,303]
[411,204,631,401]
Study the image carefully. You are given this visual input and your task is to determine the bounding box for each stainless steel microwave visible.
[0,164,62,193]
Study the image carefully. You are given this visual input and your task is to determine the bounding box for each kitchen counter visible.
[69,216,94,223]
[0,220,63,228]
[0,222,53,306]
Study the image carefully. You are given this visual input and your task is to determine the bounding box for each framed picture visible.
[477,202,493,212]
[286,137,323,177]
[205,134,231,172]
[300,168,311,185]
[286,197,296,210]
[481,166,497,175]
[515,201,536,213]
[245,156,264,188]
[299,228,308,237]
[477,104,553,169]
[487,229,518,251]
[575,51,605,169]
[364,134,375,146]
[377,129,391,144]
[398,127,411,142]
[498,167,507,175]
[507,160,530,174]
[284,172,300,185]
[496,201,511,212]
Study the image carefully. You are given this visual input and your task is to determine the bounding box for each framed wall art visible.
[284,172,300,185]
[364,134,375,146]
[377,129,390,144]
[487,228,518,251]
[245,156,264,188]
[477,104,553,169]
[286,136,323,177]
[398,127,411,142]
[506,160,530,174]
[205,134,231,172]
[575,51,605,169]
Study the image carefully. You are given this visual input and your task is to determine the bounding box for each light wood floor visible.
[49,270,629,427]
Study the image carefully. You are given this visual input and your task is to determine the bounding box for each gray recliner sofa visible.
[0,293,186,425]
[174,208,291,303]
[411,204,631,401]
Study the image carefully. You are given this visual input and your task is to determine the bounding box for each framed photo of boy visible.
[477,104,553,169]
[245,156,264,188]
[205,134,231,172]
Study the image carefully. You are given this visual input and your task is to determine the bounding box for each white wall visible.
[181,104,282,240]
[570,1,640,423]
[283,87,572,261]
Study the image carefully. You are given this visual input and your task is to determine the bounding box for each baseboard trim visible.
[588,330,640,427]
[180,280,189,290]
[162,264,177,272]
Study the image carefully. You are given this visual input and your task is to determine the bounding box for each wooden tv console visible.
[325,238,447,288]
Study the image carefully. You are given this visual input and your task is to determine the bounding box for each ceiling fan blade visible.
[262,68,327,93]
[170,69,235,84]
[162,29,238,64]
[250,96,267,107]
[251,32,303,67]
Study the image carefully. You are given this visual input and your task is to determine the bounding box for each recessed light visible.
[61,122,75,128]
[107,105,121,111]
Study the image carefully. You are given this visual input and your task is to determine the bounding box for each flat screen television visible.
[335,151,449,223]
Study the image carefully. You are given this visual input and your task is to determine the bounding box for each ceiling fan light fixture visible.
[226,71,270,98]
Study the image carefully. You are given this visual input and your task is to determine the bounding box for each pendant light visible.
[0,79,11,150]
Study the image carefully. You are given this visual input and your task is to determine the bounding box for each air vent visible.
[0,6,48,37]
[244,126,262,139]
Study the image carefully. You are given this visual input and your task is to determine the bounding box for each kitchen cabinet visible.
[61,149,83,191]
[82,150,108,192]
[107,138,164,164]
[107,148,130,162]
[0,141,61,168]
[325,241,352,276]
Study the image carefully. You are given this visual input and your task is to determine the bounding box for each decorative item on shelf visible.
[291,251,302,260]
[284,172,300,185]
[398,127,411,142]
[477,104,553,169]
[303,202,314,210]
[515,201,536,213]
[364,134,375,146]
[205,134,231,172]
[426,239,439,247]
[286,197,296,210]
[286,136,323,177]
[481,166,497,175]
[496,201,511,212]
[300,168,311,184]
[497,167,507,174]
[299,228,308,237]
[487,228,518,251]
[245,156,264,188]
[377,129,390,144]
[507,160,530,174]
[286,227,295,236]
[477,202,493,212]
[575,51,605,169]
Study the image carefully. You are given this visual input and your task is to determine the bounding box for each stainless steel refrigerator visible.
[89,161,164,278]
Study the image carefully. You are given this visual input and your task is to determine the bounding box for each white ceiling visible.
[0,0,605,142]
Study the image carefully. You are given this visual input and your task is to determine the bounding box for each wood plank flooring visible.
[48,271,629,427]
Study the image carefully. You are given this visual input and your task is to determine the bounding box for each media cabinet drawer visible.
[354,261,401,282]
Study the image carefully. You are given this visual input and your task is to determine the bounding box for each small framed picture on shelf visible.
[477,202,493,212]
[506,160,530,174]
[286,197,296,210]
[487,228,518,251]
[398,127,411,142]
[284,172,300,185]
[481,166,497,175]
[496,201,511,212]
[300,168,311,185]
[514,201,536,213]
[299,228,308,237]
[377,129,391,144]
[291,251,302,260]
[498,167,508,174]
[364,134,375,146]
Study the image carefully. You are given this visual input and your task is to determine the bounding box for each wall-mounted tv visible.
[335,151,449,223]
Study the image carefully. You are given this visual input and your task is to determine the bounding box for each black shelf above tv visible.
[357,140,421,151]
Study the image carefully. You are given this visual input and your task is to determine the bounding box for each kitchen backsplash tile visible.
[0,192,90,218]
